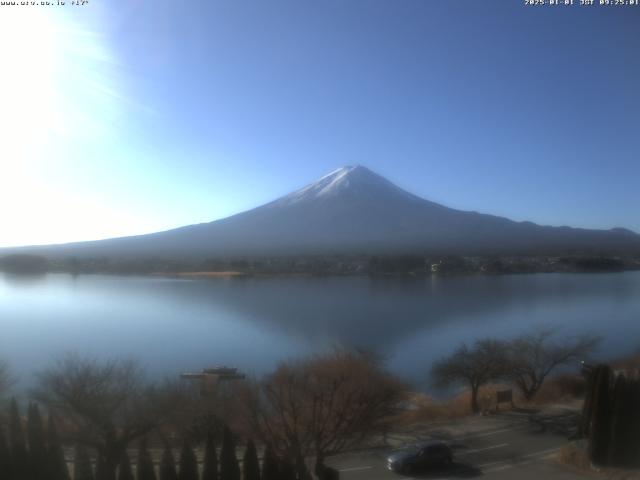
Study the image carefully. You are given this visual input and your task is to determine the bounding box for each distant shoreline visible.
[152,270,247,278]
[1,253,639,278]
[150,271,321,279]
[5,266,637,281]
[153,266,639,280]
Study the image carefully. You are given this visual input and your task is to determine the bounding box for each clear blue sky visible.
[1,0,638,247]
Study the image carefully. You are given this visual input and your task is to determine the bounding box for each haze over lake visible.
[2,271,639,390]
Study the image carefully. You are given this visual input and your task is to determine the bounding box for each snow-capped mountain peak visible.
[275,165,410,205]
[6,165,639,257]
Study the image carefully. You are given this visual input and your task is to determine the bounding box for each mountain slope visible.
[8,166,640,257]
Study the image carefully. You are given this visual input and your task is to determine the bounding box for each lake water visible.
[1,271,639,390]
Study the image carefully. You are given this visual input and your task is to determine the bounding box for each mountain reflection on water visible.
[0,271,639,390]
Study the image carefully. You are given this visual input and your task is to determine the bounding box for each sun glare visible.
[0,6,127,247]
[0,9,61,162]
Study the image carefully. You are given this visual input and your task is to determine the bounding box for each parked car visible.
[387,440,453,474]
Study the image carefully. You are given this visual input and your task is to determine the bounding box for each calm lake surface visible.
[1,271,639,389]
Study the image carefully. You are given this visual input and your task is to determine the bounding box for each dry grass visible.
[398,351,639,427]
[390,374,591,428]
[391,400,467,426]
[557,442,592,472]
[557,442,640,480]
[606,471,640,480]
[610,351,640,371]
[528,374,587,405]
[390,384,516,426]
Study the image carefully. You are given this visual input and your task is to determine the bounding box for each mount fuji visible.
[7,166,640,258]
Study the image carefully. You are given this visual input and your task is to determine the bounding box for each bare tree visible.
[431,339,508,414]
[33,355,183,480]
[242,348,405,478]
[505,330,599,401]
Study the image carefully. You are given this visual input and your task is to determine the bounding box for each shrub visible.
[0,429,11,480]
[220,426,240,480]
[137,439,157,480]
[178,440,198,480]
[260,444,279,480]
[242,440,260,480]
[73,444,94,480]
[159,444,178,480]
[48,413,71,480]
[9,399,30,480]
[202,435,218,480]
[118,452,134,480]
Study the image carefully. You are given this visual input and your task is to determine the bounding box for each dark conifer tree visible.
[242,440,260,480]
[95,454,108,480]
[608,373,640,468]
[73,444,94,480]
[9,398,30,480]
[201,435,218,480]
[631,379,640,467]
[47,413,70,480]
[220,426,240,480]
[178,439,198,480]
[589,365,613,465]
[608,374,624,466]
[117,451,134,480]
[0,428,13,480]
[137,439,157,480]
[159,444,178,480]
[27,404,47,480]
[278,457,295,480]
[260,445,279,480]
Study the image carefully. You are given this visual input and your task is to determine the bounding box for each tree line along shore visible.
[1,253,639,277]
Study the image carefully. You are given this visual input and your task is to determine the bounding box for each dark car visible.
[387,440,453,474]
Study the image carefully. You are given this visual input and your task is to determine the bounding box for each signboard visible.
[496,389,513,409]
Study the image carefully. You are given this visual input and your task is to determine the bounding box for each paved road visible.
[327,406,588,480]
